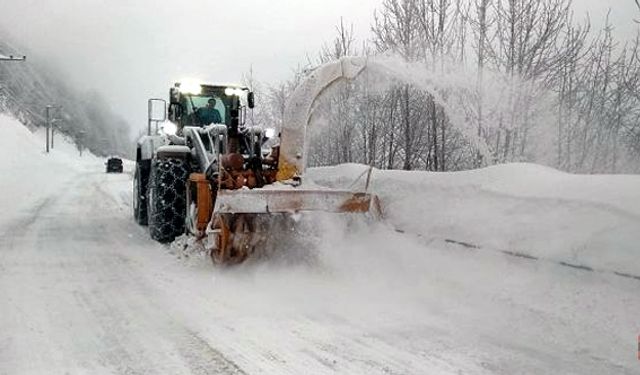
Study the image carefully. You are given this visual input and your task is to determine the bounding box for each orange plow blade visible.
[205,189,382,265]
[213,189,382,216]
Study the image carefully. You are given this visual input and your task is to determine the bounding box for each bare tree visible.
[284,0,640,173]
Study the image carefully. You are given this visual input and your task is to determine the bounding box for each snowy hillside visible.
[0,113,99,227]
[0,36,131,157]
[0,113,638,374]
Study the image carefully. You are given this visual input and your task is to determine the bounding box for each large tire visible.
[147,158,191,243]
[133,161,150,225]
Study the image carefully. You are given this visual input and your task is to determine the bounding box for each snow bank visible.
[0,113,100,229]
[307,163,640,276]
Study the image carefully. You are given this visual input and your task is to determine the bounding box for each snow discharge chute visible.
[277,57,368,181]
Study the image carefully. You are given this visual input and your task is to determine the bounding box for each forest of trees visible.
[249,0,640,174]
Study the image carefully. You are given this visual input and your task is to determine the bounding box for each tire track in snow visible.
[176,330,246,375]
[0,197,54,238]
[87,174,247,374]
[78,174,247,374]
[0,171,247,374]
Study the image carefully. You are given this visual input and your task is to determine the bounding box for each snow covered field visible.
[1,114,639,374]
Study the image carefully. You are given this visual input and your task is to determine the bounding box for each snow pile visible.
[307,163,640,276]
[0,113,100,228]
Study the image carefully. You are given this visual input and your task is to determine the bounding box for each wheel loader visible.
[134,57,380,265]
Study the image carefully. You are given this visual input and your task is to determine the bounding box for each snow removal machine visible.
[134,57,380,265]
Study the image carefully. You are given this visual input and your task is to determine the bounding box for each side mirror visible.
[169,87,180,105]
[148,99,167,122]
[247,91,255,109]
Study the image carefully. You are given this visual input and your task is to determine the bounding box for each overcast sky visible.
[0,0,638,136]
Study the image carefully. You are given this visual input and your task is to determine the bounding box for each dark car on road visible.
[106,157,123,173]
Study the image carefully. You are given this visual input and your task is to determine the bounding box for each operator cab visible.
[168,82,254,131]
[165,81,269,176]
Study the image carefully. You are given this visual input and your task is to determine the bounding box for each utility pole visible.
[45,105,62,152]
[46,106,51,153]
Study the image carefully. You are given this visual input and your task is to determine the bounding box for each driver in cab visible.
[197,98,222,125]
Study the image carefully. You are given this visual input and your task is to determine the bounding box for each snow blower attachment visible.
[135,57,380,265]
[180,123,381,265]
[205,189,380,264]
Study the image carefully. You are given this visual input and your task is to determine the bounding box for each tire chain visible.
[148,158,191,243]
[133,162,150,225]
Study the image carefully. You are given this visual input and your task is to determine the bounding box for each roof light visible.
[179,79,202,95]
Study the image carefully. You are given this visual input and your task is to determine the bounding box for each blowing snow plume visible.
[306,53,640,173]
[365,55,557,164]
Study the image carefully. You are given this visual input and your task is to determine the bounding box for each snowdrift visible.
[307,163,640,276]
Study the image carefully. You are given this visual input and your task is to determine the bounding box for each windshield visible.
[181,94,227,126]
[177,85,248,127]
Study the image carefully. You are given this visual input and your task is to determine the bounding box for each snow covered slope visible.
[0,113,98,228]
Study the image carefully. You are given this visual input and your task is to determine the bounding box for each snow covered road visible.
[1,168,485,374]
[0,166,638,374]
[1,117,639,374]
[0,171,246,374]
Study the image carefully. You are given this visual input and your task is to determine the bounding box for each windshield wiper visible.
[187,95,200,125]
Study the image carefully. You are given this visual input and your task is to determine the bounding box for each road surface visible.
[0,166,638,374]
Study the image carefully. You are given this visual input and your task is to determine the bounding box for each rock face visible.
[0,36,132,158]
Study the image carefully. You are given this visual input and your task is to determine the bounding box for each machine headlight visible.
[161,121,178,136]
[264,128,276,138]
